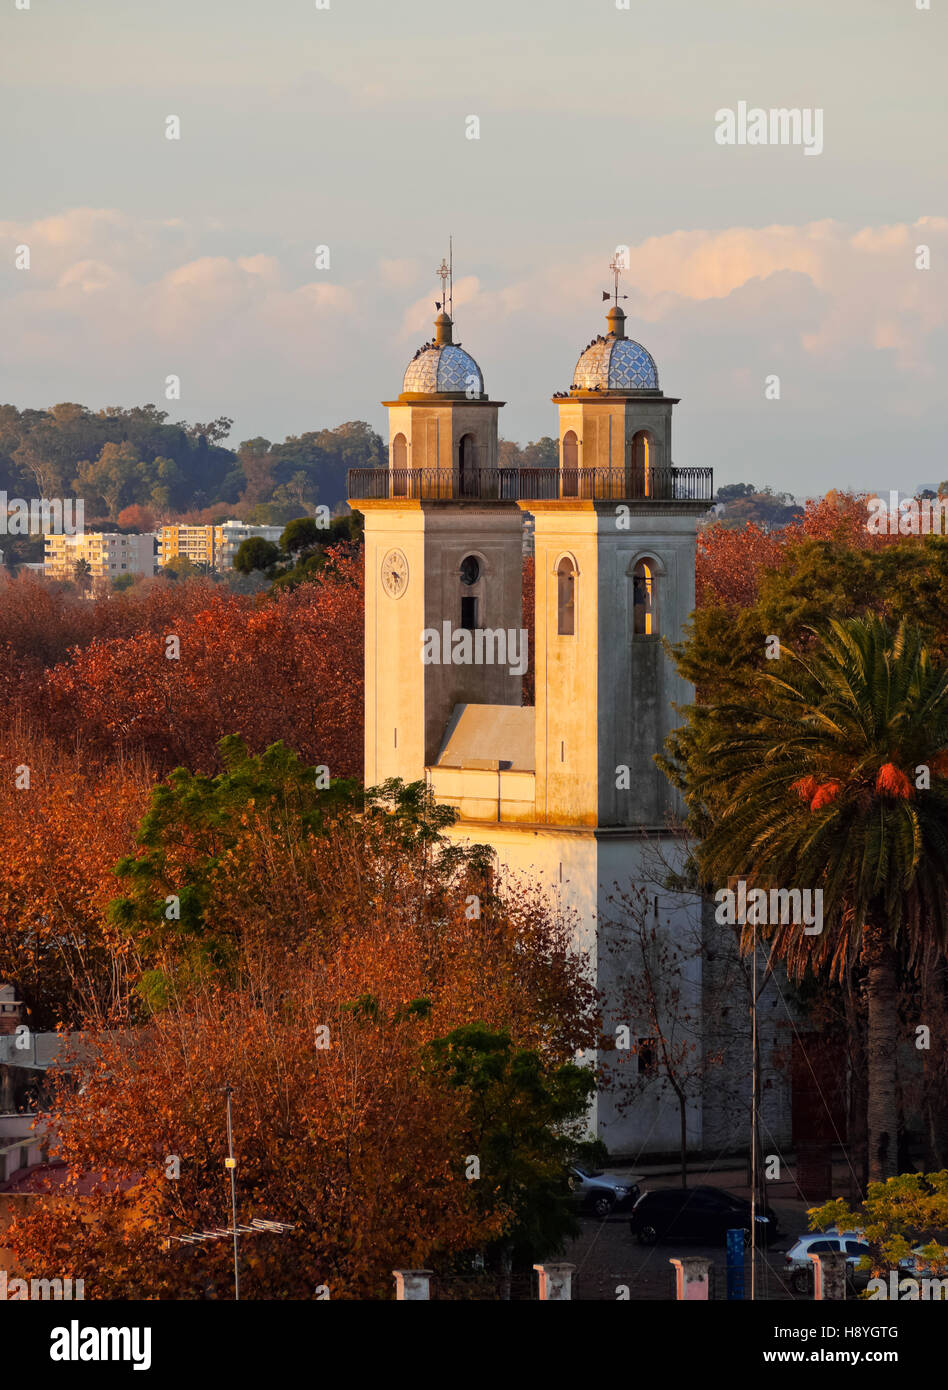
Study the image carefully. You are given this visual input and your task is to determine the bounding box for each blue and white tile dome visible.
[572,336,659,392]
[402,343,484,396]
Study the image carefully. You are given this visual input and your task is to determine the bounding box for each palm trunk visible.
[844,977,868,1201]
[862,922,899,1182]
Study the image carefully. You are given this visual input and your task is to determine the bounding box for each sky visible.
[0,0,945,497]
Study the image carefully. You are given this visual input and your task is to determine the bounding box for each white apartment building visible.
[44,532,157,584]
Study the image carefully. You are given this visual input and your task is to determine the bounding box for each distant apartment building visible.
[158,520,284,572]
[44,532,156,583]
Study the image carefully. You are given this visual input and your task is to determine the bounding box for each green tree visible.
[716,482,756,504]
[811,1171,948,1280]
[280,516,324,555]
[520,437,558,469]
[233,537,282,574]
[423,1023,594,1282]
[686,617,948,1181]
[160,555,203,580]
[109,738,475,1004]
[74,440,144,518]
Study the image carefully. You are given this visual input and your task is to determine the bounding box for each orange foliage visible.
[115,504,156,531]
[6,854,597,1297]
[810,781,842,811]
[0,732,150,1026]
[697,492,911,608]
[875,762,913,799]
[11,548,364,779]
[790,775,819,804]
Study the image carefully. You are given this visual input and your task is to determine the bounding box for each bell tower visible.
[527,299,708,828]
[349,261,717,1156]
[350,293,524,789]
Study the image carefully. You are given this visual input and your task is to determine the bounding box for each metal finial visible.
[605,254,629,309]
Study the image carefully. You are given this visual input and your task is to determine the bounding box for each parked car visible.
[783,1231,871,1294]
[899,1244,948,1276]
[568,1166,642,1218]
[629,1185,780,1246]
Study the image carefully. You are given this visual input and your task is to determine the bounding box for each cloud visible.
[0,208,944,494]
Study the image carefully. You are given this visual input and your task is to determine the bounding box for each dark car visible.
[629,1185,780,1246]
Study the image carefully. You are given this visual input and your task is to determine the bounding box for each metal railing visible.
[348,466,713,503]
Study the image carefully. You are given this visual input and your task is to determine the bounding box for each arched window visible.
[633,558,656,635]
[460,553,482,631]
[557,557,575,635]
[562,431,578,498]
[458,433,476,496]
[631,430,654,497]
[392,432,408,496]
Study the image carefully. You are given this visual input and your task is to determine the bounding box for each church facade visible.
[349,294,793,1159]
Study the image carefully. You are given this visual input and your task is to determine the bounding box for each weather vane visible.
[435,237,454,317]
[603,254,629,308]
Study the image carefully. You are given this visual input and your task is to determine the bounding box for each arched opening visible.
[557,557,576,635]
[458,433,476,497]
[633,558,656,635]
[630,430,655,497]
[561,430,578,498]
[459,553,482,631]
[392,432,408,496]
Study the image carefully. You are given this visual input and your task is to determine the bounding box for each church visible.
[348,275,794,1160]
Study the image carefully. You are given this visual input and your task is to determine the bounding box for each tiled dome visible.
[572,335,659,392]
[402,343,484,396]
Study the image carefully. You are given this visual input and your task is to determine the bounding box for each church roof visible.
[403,343,484,396]
[570,305,660,393]
[401,308,486,398]
[435,704,535,773]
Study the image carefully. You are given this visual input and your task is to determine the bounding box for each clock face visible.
[380,547,409,598]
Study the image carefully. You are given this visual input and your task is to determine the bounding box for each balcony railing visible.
[348,466,713,503]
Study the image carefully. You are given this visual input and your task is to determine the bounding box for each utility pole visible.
[750,920,758,1301]
[223,1084,240,1301]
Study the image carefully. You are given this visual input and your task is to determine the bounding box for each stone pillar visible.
[392,1269,432,1301]
[669,1256,713,1300]
[534,1262,576,1301]
[809,1251,848,1300]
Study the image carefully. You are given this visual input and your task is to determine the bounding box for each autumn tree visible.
[0,732,150,1027]
[36,547,364,778]
[8,749,598,1297]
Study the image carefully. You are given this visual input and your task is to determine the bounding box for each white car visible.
[784,1230,871,1294]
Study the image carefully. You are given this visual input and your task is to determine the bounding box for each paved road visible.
[564,1179,816,1301]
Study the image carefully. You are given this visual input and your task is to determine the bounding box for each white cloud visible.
[0,208,944,493]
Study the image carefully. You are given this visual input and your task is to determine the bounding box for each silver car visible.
[569,1165,642,1218]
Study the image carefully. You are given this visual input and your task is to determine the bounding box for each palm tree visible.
[692,617,948,1181]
